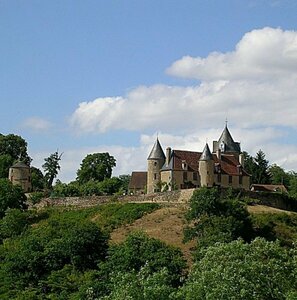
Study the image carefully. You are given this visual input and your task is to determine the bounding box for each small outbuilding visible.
[8,161,32,192]
[250,184,288,193]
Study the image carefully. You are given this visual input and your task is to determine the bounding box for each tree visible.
[101,232,186,286]
[0,179,27,218]
[30,167,44,191]
[0,134,31,164]
[254,150,271,184]
[77,153,116,184]
[176,238,297,300]
[184,187,253,248]
[42,151,62,189]
[0,134,31,178]
[269,164,290,187]
[244,150,271,184]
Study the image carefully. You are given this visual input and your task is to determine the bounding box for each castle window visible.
[154,173,157,180]
[239,176,243,185]
[218,173,221,183]
[154,162,157,166]
[193,172,198,181]
[182,160,187,170]
[229,175,232,184]
[183,172,188,181]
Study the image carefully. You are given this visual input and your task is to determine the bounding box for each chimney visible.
[166,147,171,166]
[216,148,221,160]
[239,153,244,167]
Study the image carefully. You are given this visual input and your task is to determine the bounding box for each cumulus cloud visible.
[22,117,52,131]
[66,27,297,180]
[167,27,297,81]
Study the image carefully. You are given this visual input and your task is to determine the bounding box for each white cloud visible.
[166,27,297,81]
[65,27,297,180]
[22,117,52,131]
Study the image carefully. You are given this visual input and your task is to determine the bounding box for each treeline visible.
[0,133,130,199]
[244,150,297,197]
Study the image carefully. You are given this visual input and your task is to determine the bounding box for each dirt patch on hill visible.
[110,205,196,266]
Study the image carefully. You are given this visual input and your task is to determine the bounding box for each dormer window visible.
[182,160,187,170]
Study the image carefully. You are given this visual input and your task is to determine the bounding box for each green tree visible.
[77,153,116,184]
[0,154,14,178]
[176,238,297,300]
[30,167,44,191]
[254,150,271,184]
[0,179,27,218]
[185,187,252,248]
[0,134,31,179]
[118,174,131,192]
[244,150,271,184]
[42,151,62,189]
[0,134,31,164]
[269,164,290,187]
[101,232,186,287]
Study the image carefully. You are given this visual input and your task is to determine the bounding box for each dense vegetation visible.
[1,187,297,299]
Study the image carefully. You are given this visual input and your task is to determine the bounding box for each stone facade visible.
[8,161,32,192]
[145,125,250,193]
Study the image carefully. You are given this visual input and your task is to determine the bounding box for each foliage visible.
[101,266,176,300]
[244,150,271,184]
[185,187,253,248]
[101,232,186,287]
[176,238,297,300]
[251,212,297,247]
[28,191,44,204]
[30,167,44,191]
[0,209,29,239]
[0,133,31,164]
[0,154,14,179]
[118,174,131,192]
[0,219,108,293]
[77,152,116,184]
[0,179,27,218]
[42,151,62,189]
[269,164,290,187]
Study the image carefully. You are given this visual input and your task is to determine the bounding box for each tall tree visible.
[30,166,45,191]
[254,150,271,184]
[269,164,290,187]
[42,151,62,189]
[244,150,271,184]
[77,152,116,184]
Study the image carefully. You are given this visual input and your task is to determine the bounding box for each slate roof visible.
[10,161,30,169]
[147,138,166,160]
[215,125,241,153]
[199,144,213,161]
[128,172,147,190]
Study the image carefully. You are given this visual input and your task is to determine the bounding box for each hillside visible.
[110,203,295,266]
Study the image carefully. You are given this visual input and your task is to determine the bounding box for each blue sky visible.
[1,1,297,182]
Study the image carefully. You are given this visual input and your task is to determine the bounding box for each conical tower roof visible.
[200,143,213,161]
[217,125,240,153]
[10,161,30,169]
[147,138,166,160]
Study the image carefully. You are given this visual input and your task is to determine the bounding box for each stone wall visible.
[34,189,196,209]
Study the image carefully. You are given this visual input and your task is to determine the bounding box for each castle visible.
[129,124,250,194]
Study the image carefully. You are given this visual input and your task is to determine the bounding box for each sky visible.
[1,0,297,182]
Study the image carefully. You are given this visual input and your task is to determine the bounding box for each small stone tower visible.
[8,161,31,192]
[199,143,214,187]
[147,138,165,194]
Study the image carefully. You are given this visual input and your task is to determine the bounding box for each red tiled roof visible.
[171,150,249,176]
[128,171,147,189]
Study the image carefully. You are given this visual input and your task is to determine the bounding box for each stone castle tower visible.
[147,138,165,194]
[199,143,215,187]
[8,161,31,192]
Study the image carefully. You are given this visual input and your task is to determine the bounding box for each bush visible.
[0,179,27,218]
